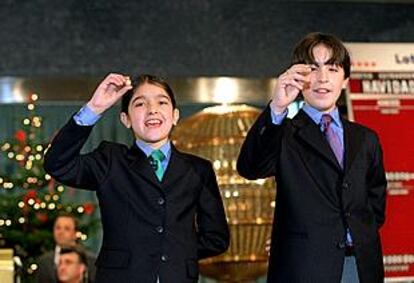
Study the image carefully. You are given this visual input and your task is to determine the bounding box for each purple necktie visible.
[321,114,343,168]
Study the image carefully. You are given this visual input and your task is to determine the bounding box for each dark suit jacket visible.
[44,117,229,283]
[35,248,96,283]
[237,106,387,283]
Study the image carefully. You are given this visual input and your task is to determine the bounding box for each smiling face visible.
[120,83,179,149]
[301,44,349,113]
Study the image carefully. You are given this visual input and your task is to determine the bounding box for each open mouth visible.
[314,88,330,95]
[145,119,162,127]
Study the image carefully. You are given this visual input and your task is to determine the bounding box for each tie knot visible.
[321,114,333,130]
[150,149,165,162]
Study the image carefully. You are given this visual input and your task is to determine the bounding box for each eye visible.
[159,100,169,105]
[133,101,144,107]
[310,65,318,72]
[328,65,339,72]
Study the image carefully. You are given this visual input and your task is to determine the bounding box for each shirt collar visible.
[302,103,342,128]
[135,139,171,159]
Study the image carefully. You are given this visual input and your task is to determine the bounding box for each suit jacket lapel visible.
[127,143,189,190]
[342,119,363,175]
[127,143,161,188]
[293,110,342,171]
[162,145,189,189]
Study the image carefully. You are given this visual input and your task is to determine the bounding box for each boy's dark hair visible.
[121,74,177,114]
[60,245,88,266]
[291,32,351,79]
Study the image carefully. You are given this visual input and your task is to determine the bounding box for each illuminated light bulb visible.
[33,203,40,210]
[18,217,25,224]
[31,94,39,101]
[77,206,84,213]
[57,186,64,192]
[45,174,51,180]
[213,160,221,170]
[25,161,33,170]
[4,182,14,189]
[76,231,82,238]
[35,154,42,160]
[23,118,30,125]
[28,104,35,111]
[224,190,231,198]
[222,160,229,168]
[0,220,5,226]
[52,194,59,201]
[0,177,3,184]
[28,155,35,161]
[48,203,56,210]
[40,202,46,209]
[1,143,11,151]
[16,154,25,161]
[36,145,43,152]
[7,152,15,159]
[5,219,12,226]
[81,234,88,241]
[24,146,31,152]
[28,199,35,206]
[30,263,38,271]
[18,201,25,208]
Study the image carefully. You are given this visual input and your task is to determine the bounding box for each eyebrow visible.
[130,93,171,104]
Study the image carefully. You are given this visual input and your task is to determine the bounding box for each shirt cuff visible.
[270,107,288,125]
[73,105,101,126]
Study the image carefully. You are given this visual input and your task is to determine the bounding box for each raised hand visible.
[270,64,311,113]
[87,73,133,115]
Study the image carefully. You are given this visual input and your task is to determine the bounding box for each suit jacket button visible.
[342,182,350,190]
[158,198,165,205]
[337,241,346,249]
[156,226,164,233]
[161,255,168,262]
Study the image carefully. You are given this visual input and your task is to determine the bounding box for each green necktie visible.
[149,150,166,181]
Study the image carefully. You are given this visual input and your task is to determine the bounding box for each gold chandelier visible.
[172,104,276,282]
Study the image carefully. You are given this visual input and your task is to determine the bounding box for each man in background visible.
[36,214,96,283]
[57,245,88,283]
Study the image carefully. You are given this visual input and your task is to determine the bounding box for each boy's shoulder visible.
[174,149,212,168]
[345,119,377,133]
[343,119,380,141]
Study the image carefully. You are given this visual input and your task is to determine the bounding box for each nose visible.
[317,68,328,83]
[148,102,159,114]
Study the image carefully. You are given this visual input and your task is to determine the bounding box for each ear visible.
[172,108,180,126]
[342,78,349,89]
[79,264,86,276]
[120,112,131,129]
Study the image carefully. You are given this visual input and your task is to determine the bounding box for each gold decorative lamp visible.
[172,104,276,282]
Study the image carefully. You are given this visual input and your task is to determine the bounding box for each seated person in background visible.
[57,245,88,283]
[36,214,96,283]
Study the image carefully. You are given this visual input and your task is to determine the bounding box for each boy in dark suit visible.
[44,74,229,283]
[237,33,387,283]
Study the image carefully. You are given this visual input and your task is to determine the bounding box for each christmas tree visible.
[0,94,100,282]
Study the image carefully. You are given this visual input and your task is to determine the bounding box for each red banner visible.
[348,72,414,281]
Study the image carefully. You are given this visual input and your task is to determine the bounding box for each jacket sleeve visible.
[366,132,387,228]
[237,105,284,180]
[196,161,230,259]
[43,116,110,190]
